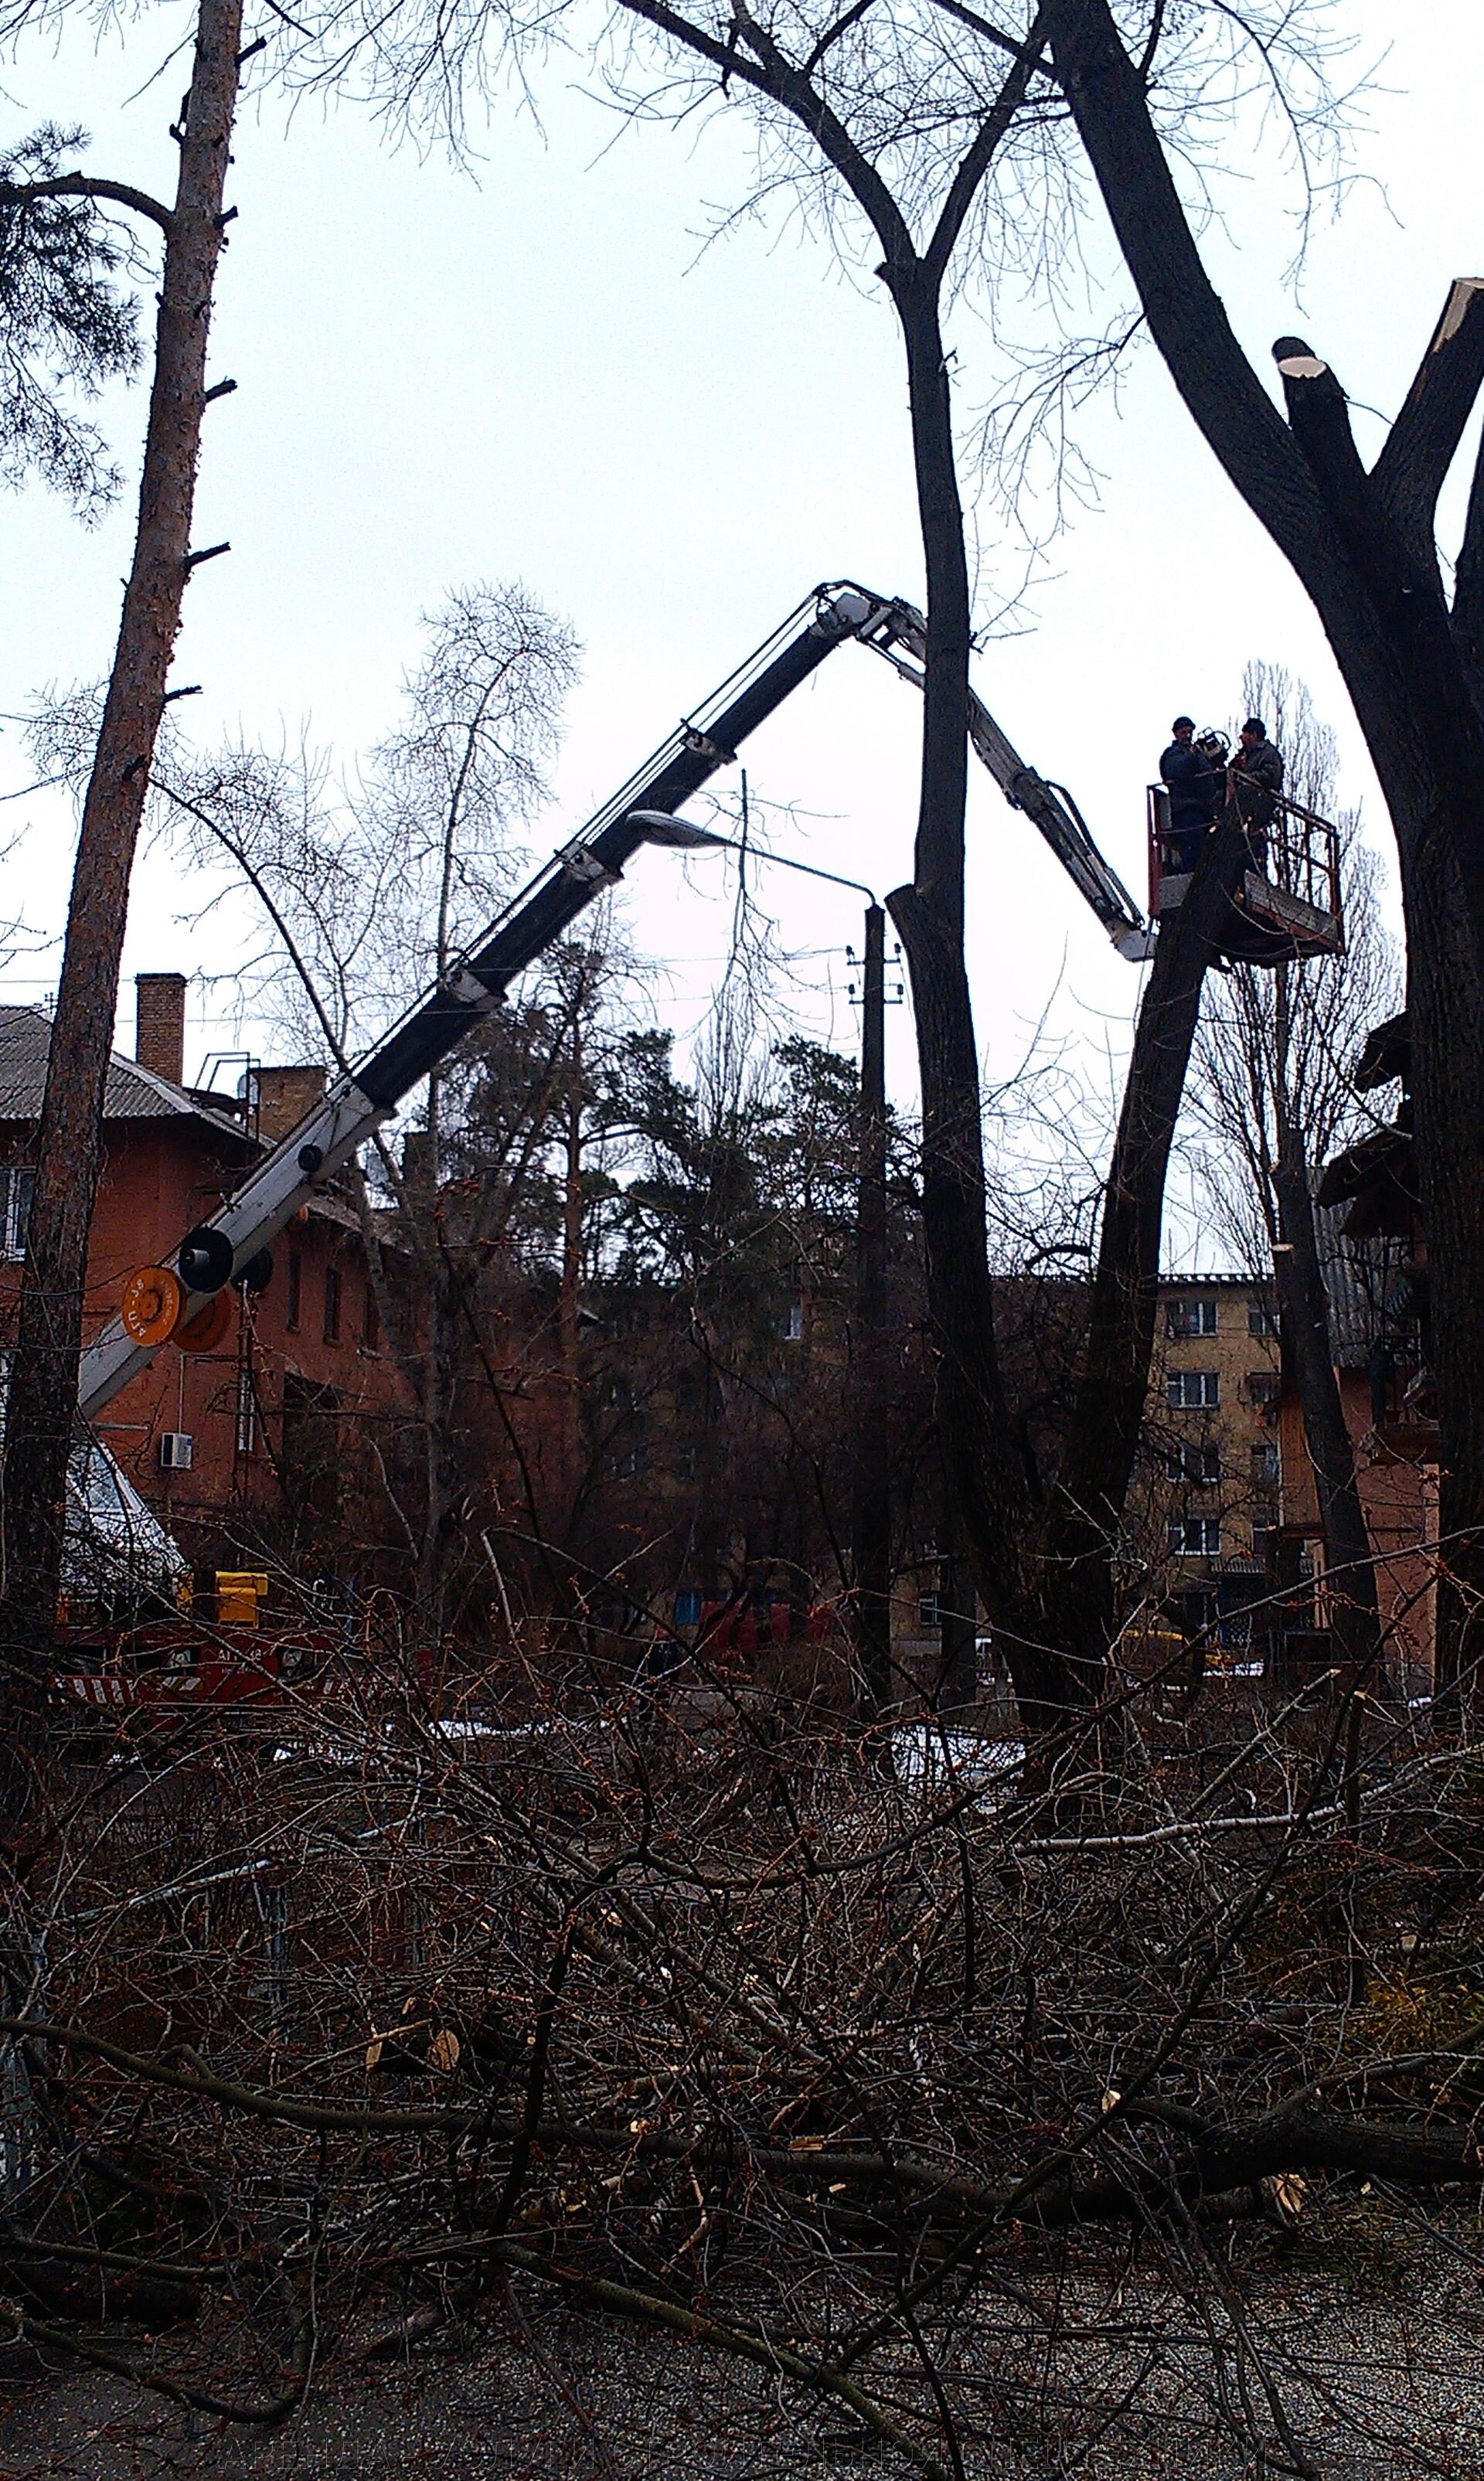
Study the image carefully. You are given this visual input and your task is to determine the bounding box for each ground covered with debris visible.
[9,1690,1484,2479]
[8,2220,1484,2480]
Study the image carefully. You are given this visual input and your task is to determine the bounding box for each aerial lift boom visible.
[77,580,1150,1424]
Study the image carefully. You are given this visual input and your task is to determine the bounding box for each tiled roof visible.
[0,1002,390,1251]
[0,1006,249,1141]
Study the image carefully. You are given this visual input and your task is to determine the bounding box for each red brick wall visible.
[0,1114,407,1566]
[1339,1368,1437,1688]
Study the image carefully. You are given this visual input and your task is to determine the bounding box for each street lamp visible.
[627,811,880,907]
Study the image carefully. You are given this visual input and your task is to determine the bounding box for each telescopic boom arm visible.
[77,580,1149,1422]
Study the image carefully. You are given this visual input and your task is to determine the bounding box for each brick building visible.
[0,977,408,1577]
[1132,1272,1283,1652]
[1139,1254,1435,1683]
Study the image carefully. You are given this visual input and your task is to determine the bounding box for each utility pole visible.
[851,904,893,1714]
[937,1519,978,1713]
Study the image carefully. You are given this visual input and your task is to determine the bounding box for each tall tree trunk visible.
[0,0,243,1836]
[850,904,893,1715]
[557,1018,585,1537]
[410,1131,462,1643]
[1269,966,1383,1681]
[884,262,1228,1737]
[1389,858,1484,1718]
[1010,817,1244,1720]
[885,274,1036,1706]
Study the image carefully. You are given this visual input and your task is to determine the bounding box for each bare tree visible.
[155,583,581,1629]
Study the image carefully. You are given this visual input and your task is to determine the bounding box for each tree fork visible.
[1272,339,1484,962]
[0,0,245,1835]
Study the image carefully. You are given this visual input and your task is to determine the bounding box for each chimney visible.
[134,973,187,1086]
[253,1064,328,1143]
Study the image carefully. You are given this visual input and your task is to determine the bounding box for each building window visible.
[781,1299,805,1343]
[1167,1370,1219,1409]
[1164,1441,1220,1486]
[1246,1369,1281,1407]
[917,1590,940,1630]
[286,1251,302,1332]
[1166,1297,1217,1338]
[361,1280,380,1351]
[1251,1441,1280,1484]
[236,1363,257,1457]
[1168,1515,1221,1557]
[323,1264,342,1344]
[675,1444,699,1480]
[1251,1508,1279,1539]
[0,1168,36,1262]
[1247,1300,1279,1338]
[613,1441,648,1480]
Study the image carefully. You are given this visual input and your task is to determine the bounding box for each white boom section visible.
[78,1077,393,1419]
[849,595,1155,962]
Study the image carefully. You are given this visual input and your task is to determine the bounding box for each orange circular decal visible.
[120,1266,184,1346]
[175,1291,235,1353]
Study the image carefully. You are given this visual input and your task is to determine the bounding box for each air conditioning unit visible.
[158,1431,194,1472]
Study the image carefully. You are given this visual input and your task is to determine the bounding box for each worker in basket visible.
[1228,716,1285,875]
[1159,715,1224,873]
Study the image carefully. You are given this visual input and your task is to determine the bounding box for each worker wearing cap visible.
[1229,716,1284,875]
[1159,716,1219,873]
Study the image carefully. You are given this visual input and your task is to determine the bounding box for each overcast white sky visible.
[1,0,1478,1230]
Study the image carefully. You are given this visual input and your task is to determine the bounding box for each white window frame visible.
[236,1363,257,1458]
[0,1169,35,1262]
[1167,1370,1220,1409]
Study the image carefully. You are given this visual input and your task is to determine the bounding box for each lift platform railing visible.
[1146,783,1343,960]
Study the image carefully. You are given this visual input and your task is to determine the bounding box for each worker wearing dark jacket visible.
[1229,718,1284,873]
[1159,716,1219,872]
